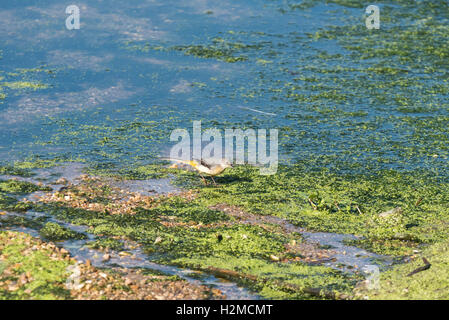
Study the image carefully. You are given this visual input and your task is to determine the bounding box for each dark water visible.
[0,0,448,175]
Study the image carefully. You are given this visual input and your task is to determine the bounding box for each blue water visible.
[1,0,448,176]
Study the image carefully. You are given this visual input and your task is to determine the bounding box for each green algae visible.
[2,0,449,300]
[13,157,80,170]
[0,62,53,104]
[0,179,51,194]
[0,231,72,300]
[172,45,247,63]
[147,197,230,224]
[39,222,87,242]
[1,81,48,90]
[0,179,50,212]
[16,160,449,297]
[0,194,17,211]
[357,239,449,299]
[0,165,34,178]
[86,238,124,251]
[124,37,263,63]
[176,255,355,299]
[0,215,46,230]
[89,163,177,180]
[190,164,449,256]
[29,196,353,299]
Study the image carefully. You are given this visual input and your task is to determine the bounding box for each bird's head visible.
[221,159,233,169]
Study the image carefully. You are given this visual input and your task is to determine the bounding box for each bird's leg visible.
[210,176,217,186]
[199,173,208,185]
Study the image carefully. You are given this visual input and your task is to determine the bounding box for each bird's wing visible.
[197,158,212,169]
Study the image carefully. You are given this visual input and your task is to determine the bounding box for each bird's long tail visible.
[158,157,198,168]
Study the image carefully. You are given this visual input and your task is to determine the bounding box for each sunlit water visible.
[0,0,448,299]
[1,0,447,176]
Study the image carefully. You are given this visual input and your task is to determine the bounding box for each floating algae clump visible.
[0,194,17,211]
[0,165,34,177]
[1,81,48,90]
[0,179,51,194]
[86,238,124,251]
[39,222,87,241]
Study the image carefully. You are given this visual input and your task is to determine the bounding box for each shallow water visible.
[1,1,447,177]
[230,207,393,273]
[0,163,259,299]
[1,209,260,300]
[0,163,392,298]
[301,231,393,272]
[1,0,448,300]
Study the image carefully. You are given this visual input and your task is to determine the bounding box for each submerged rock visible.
[379,207,402,218]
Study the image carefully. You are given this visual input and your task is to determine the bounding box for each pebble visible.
[379,207,402,218]
[154,236,162,244]
[56,178,68,185]
[270,255,280,261]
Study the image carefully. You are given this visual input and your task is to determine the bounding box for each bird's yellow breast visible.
[188,160,198,168]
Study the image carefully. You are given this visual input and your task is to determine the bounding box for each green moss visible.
[0,231,72,300]
[357,240,449,299]
[0,165,34,177]
[0,180,51,194]
[86,238,124,251]
[12,202,33,213]
[31,186,354,298]
[0,81,48,90]
[172,44,248,63]
[0,215,46,230]
[175,255,355,299]
[39,222,87,241]
[13,158,76,170]
[0,194,17,211]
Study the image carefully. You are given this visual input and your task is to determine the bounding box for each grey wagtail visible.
[161,157,232,185]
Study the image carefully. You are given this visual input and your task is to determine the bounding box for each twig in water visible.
[308,198,318,210]
[415,197,423,207]
[334,202,341,211]
[407,257,431,277]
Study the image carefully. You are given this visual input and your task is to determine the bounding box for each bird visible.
[160,157,232,185]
